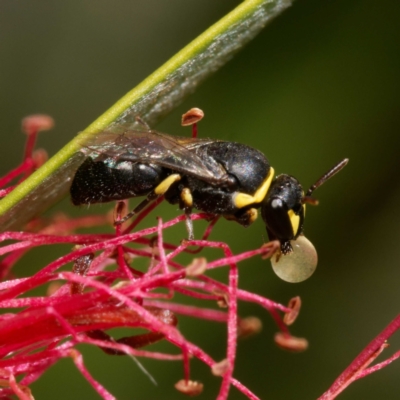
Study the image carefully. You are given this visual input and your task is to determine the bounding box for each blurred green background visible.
[1,0,400,399]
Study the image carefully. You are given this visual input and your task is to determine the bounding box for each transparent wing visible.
[84,128,229,184]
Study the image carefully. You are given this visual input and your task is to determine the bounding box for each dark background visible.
[1,0,400,399]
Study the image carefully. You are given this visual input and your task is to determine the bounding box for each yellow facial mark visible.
[154,174,181,195]
[233,167,275,209]
[288,209,300,236]
[180,188,193,207]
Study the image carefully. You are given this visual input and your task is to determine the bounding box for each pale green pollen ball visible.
[271,235,318,283]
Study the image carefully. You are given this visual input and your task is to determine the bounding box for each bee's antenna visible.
[303,158,349,202]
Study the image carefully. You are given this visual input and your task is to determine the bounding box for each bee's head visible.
[261,174,305,255]
[261,159,349,255]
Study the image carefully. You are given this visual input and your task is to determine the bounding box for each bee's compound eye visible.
[271,235,318,283]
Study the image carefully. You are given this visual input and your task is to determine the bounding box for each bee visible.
[70,123,347,254]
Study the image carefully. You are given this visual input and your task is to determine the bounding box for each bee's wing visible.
[85,129,228,184]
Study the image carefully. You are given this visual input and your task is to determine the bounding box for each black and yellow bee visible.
[70,126,347,254]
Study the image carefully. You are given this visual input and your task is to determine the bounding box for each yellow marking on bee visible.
[288,209,300,236]
[246,208,258,224]
[223,208,258,226]
[180,188,193,207]
[233,167,275,209]
[154,174,181,195]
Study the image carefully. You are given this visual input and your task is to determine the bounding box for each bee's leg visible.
[180,188,194,240]
[184,208,194,240]
[86,306,178,355]
[224,207,258,227]
[115,192,158,225]
[115,198,151,226]
[115,174,181,225]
